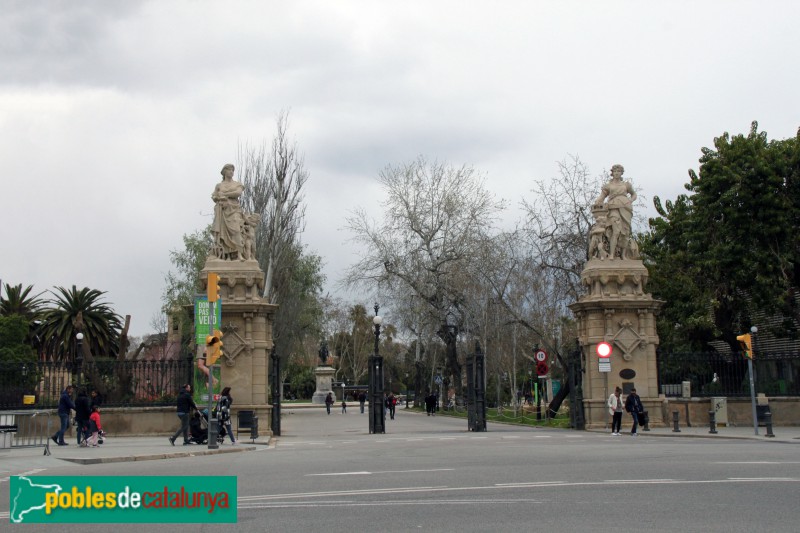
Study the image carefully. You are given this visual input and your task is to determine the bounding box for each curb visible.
[59,445,259,465]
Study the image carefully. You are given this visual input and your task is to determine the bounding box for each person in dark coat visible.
[325,392,334,415]
[169,383,197,445]
[74,389,92,446]
[624,388,644,436]
[52,385,75,446]
[358,392,367,414]
[218,387,236,445]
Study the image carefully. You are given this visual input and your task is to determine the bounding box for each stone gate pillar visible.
[569,166,664,428]
[190,163,278,436]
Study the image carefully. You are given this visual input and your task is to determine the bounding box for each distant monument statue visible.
[569,163,663,428]
[312,339,335,404]
[211,163,246,261]
[318,340,330,366]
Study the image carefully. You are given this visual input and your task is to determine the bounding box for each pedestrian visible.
[425,392,435,416]
[624,387,644,436]
[86,405,104,447]
[90,388,103,408]
[169,383,197,446]
[218,386,236,445]
[325,392,334,415]
[608,386,623,436]
[358,391,366,414]
[75,389,92,446]
[341,399,347,414]
[52,385,75,446]
[388,393,397,420]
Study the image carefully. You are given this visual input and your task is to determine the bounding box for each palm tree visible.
[0,283,45,320]
[38,286,123,361]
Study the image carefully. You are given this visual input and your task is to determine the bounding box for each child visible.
[341,399,347,414]
[87,405,103,447]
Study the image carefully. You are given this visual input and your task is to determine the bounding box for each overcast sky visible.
[2,1,798,338]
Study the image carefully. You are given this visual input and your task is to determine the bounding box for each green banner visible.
[194,297,222,346]
[9,476,237,523]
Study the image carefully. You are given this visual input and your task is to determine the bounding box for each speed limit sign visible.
[534,349,547,362]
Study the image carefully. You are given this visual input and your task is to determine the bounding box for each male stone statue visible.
[318,340,330,366]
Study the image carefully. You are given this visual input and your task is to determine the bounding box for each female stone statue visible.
[593,164,637,260]
[211,164,245,260]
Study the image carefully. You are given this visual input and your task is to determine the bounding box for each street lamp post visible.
[748,326,759,436]
[405,371,410,408]
[368,303,385,434]
[75,332,84,389]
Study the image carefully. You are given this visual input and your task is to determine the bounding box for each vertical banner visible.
[194,297,221,346]
[193,297,222,405]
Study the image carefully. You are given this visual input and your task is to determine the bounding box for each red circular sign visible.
[536,361,549,376]
[596,342,612,358]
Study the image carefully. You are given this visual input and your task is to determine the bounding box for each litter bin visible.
[756,405,771,427]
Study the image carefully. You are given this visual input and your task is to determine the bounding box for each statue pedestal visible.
[312,366,336,404]
[570,258,664,428]
[197,258,277,435]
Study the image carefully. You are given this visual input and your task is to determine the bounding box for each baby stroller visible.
[188,409,226,445]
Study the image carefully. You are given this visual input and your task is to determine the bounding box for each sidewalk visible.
[586,422,800,443]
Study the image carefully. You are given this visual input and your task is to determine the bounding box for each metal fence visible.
[0,411,52,455]
[0,359,194,410]
[658,351,800,397]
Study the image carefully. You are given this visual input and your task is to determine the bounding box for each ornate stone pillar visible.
[569,166,664,428]
[199,258,277,433]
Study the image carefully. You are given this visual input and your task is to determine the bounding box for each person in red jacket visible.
[86,405,104,447]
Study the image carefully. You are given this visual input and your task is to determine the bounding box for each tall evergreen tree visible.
[642,122,800,350]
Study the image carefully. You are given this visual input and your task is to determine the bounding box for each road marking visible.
[715,461,800,465]
[238,477,800,507]
[239,498,546,510]
[307,468,454,477]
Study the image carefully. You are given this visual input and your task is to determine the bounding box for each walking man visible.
[169,383,197,446]
[52,385,75,446]
[358,391,366,414]
[624,387,644,436]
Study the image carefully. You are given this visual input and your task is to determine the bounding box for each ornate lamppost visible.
[368,303,385,434]
[75,332,84,389]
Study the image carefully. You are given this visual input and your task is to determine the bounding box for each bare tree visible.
[239,110,308,305]
[345,156,506,399]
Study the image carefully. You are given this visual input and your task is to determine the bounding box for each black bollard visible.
[764,410,775,438]
[208,416,219,449]
[708,410,718,434]
[672,410,681,432]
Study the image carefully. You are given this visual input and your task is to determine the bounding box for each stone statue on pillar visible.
[190,164,277,435]
[569,164,663,428]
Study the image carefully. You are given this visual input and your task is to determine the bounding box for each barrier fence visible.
[0,359,194,410]
[0,411,52,455]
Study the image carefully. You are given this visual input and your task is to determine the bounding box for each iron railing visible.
[657,351,800,397]
[0,359,194,410]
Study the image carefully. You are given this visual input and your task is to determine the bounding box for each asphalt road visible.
[3,407,800,532]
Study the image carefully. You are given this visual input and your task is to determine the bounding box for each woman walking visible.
[607,387,623,436]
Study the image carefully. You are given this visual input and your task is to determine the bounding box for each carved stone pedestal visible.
[570,258,664,428]
[199,258,277,435]
[312,366,336,404]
